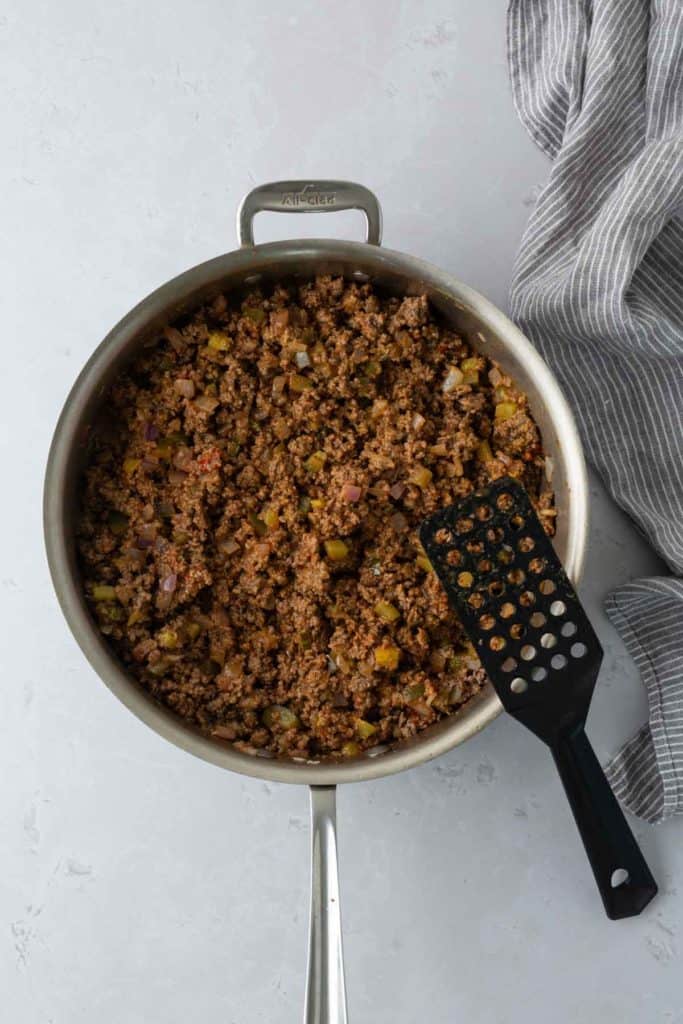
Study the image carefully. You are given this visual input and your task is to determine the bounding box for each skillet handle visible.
[305,785,348,1024]
[237,180,382,247]
[550,726,657,919]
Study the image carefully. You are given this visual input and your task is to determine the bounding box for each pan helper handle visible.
[305,786,348,1024]
[237,180,382,247]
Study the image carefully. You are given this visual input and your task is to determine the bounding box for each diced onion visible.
[443,366,464,393]
[174,379,195,399]
[295,350,311,369]
[173,447,193,471]
[390,511,408,532]
[219,538,240,555]
[160,573,177,593]
[164,327,185,352]
[341,483,362,503]
[195,394,219,412]
[212,724,237,740]
[389,482,405,500]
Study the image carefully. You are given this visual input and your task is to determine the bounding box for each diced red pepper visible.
[197,447,221,474]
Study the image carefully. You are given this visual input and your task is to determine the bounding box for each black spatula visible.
[419,476,657,919]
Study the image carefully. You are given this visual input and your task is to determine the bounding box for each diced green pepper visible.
[325,539,349,561]
[244,307,266,324]
[374,600,400,623]
[207,331,230,351]
[356,719,377,740]
[403,682,425,703]
[158,628,179,650]
[495,402,517,421]
[247,512,267,537]
[374,645,400,671]
[263,705,299,730]
[107,510,129,535]
[290,374,314,393]
[305,450,327,474]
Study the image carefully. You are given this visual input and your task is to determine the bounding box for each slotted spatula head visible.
[419,476,601,742]
[419,476,658,921]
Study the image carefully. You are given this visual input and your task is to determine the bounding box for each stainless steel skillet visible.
[44,181,589,1023]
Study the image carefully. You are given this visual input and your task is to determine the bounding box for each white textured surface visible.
[2,2,681,1022]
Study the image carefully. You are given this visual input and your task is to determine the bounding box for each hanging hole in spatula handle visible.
[550,726,657,919]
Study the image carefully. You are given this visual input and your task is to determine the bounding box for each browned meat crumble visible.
[78,276,554,759]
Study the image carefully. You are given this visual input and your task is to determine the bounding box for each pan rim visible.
[43,238,589,785]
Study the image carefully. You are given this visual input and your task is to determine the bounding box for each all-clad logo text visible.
[281,184,336,208]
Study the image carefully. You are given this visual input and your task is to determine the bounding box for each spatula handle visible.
[550,726,657,919]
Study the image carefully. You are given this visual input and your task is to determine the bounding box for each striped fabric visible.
[507,0,683,822]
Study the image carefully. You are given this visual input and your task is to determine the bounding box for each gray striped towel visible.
[507,0,683,822]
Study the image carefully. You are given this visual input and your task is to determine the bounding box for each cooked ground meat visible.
[78,276,554,759]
